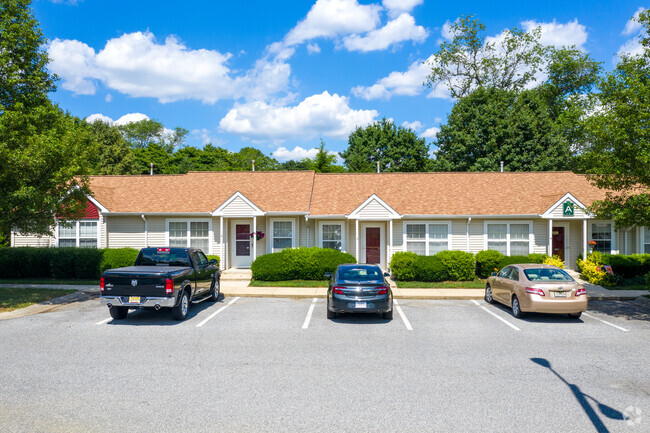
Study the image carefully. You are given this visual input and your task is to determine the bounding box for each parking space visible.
[1,296,649,432]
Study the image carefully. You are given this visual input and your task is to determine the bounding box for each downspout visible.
[141,214,148,247]
[305,214,310,246]
[466,217,472,253]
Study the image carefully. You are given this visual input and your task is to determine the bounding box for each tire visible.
[485,284,494,304]
[327,309,336,319]
[209,279,220,302]
[109,306,128,320]
[511,295,524,319]
[172,290,190,321]
[383,309,393,320]
[568,312,582,319]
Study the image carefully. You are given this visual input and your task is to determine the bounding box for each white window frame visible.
[589,220,615,255]
[318,220,346,252]
[402,221,451,256]
[483,221,533,256]
[56,220,100,248]
[642,227,650,254]
[270,218,295,253]
[165,218,213,254]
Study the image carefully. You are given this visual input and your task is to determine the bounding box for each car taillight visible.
[575,287,586,297]
[100,277,105,292]
[525,287,545,296]
[333,286,345,294]
[165,279,174,294]
[376,286,389,295]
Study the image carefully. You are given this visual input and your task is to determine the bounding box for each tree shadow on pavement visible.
[588,299,650,322]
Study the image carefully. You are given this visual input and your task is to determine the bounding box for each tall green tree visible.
[118,119,188,152]
[0,0,95,243]
[86,120,139,175]
[425,14,547,99]
[312,139,344,173]
[341,118,429,172]
[433,87,571,171]
[0,0,55,111]
[578,10,650,228]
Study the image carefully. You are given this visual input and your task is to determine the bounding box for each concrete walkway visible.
[564,270,650,300]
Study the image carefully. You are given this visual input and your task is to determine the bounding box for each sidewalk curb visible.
[0,291,95,321]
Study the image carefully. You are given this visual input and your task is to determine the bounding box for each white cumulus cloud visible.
[272,146,320,161]
[421,127,440,139]
[623,7,646,35]
[48,31,290,103]
[219,91,378,141]
[401,120,423,130]
[382,0,423,18]
[85,113,114,124]
[617,7,647,60]
[343,13,428,52]
[520,19,588,50]
[307,43,321,54]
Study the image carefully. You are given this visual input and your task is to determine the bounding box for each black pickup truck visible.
[100,247,220,321]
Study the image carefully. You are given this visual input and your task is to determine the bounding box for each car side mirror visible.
[324,272,332,279]
[383,272,390,277]
[491,272,497,277]
[210,259,218,265]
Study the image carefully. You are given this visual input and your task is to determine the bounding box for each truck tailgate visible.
[103,266,186,297]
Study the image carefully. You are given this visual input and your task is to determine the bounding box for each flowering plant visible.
[250,231,265,241]
[587,240,597,253]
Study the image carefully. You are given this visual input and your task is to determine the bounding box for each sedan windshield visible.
[524,268,574,282]
[338,266,382,282]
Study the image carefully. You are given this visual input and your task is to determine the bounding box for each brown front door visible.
[234,224,251,268]
[552,227,565,261]
[365,228,380,264]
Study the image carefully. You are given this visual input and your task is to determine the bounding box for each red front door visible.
[366,228,380,264]
[552,227,565,261]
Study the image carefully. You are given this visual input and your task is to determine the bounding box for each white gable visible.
[213,192,264,217]
[348,194,401,220]
[542,193,590,219]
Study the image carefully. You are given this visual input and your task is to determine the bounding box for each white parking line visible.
[196,297,240,328]
[302,298,318,329]
[471,300,521,331]
[95,318,111,325]
[393,299,413,331]
[583,312,629,332]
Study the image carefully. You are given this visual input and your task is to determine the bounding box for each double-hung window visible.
[321,223,343,251]
[272,220,293,252]
[405,223,449,255]
[58,221,98,248]
[591,223,612,254]
[485,222,531,255]
[644,227,650,254]
[167,220,211,253]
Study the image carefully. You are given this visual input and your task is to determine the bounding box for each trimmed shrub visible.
[475,250,504,278]
[251,247,356,281]
[600,254,650,278]
[206,255,221,269]
[543,255,565,269]
[497,253,547,269]
[412,255,445,282]
[389,252,418,280]
[436,250,475,281]
[100,248,140,274]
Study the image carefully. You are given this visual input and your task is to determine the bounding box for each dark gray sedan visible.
[326,264,393,320]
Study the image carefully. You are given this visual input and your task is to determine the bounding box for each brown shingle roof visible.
[88,171,315,213]
[87,171,606,216]
[308,172,607,216]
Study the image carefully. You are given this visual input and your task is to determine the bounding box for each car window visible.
[137,250,190,267]
[524,268,574,282]
[509,267,519,281]
[337,267,382,281]
[497,266,511,278]
[197,252,209,266]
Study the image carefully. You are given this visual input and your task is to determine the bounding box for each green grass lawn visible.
[396,280,487,289]
[249,280,329,287]
[0,278,99,285]
[0,288,77,312]
[602,284,649,291]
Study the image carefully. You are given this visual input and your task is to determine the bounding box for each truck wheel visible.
[172,290,190,321]
[109,306,128,320]
[209,279,220,302]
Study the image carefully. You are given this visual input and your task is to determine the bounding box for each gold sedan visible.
[485,264,587,319]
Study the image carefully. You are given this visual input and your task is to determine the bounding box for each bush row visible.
[251,247,356,281]
[391,250,549,282]
[0,248,140,280]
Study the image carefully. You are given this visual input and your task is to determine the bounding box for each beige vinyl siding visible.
[255,216,267,258]
[467,219,485,253]
[391,220,403,253]
[567,220,583,269]
[106,216,145,249]
[145,217,166,247]
[300,218,315,248]
[547,202,589,219]
[100,214,107,248]
[12,233,54,247]
[532,220,548,255]
[220,196,259,217]
[353,198,394,219]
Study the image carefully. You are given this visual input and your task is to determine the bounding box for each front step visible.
[220,269,252,281]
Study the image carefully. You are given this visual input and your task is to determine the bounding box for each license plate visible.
[553,292,567,298]
[355,302,367,309]
[128,296,141,303]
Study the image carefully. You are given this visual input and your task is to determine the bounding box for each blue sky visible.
[35,0,646,161]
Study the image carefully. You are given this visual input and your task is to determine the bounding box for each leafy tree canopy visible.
[341,118,429,172]
[117,118,188,153]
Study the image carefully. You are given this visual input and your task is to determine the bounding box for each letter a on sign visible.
[563,202,574,216]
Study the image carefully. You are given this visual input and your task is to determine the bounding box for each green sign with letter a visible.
[563,202,574,216]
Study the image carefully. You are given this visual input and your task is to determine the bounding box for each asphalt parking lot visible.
[0,296,648,433]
